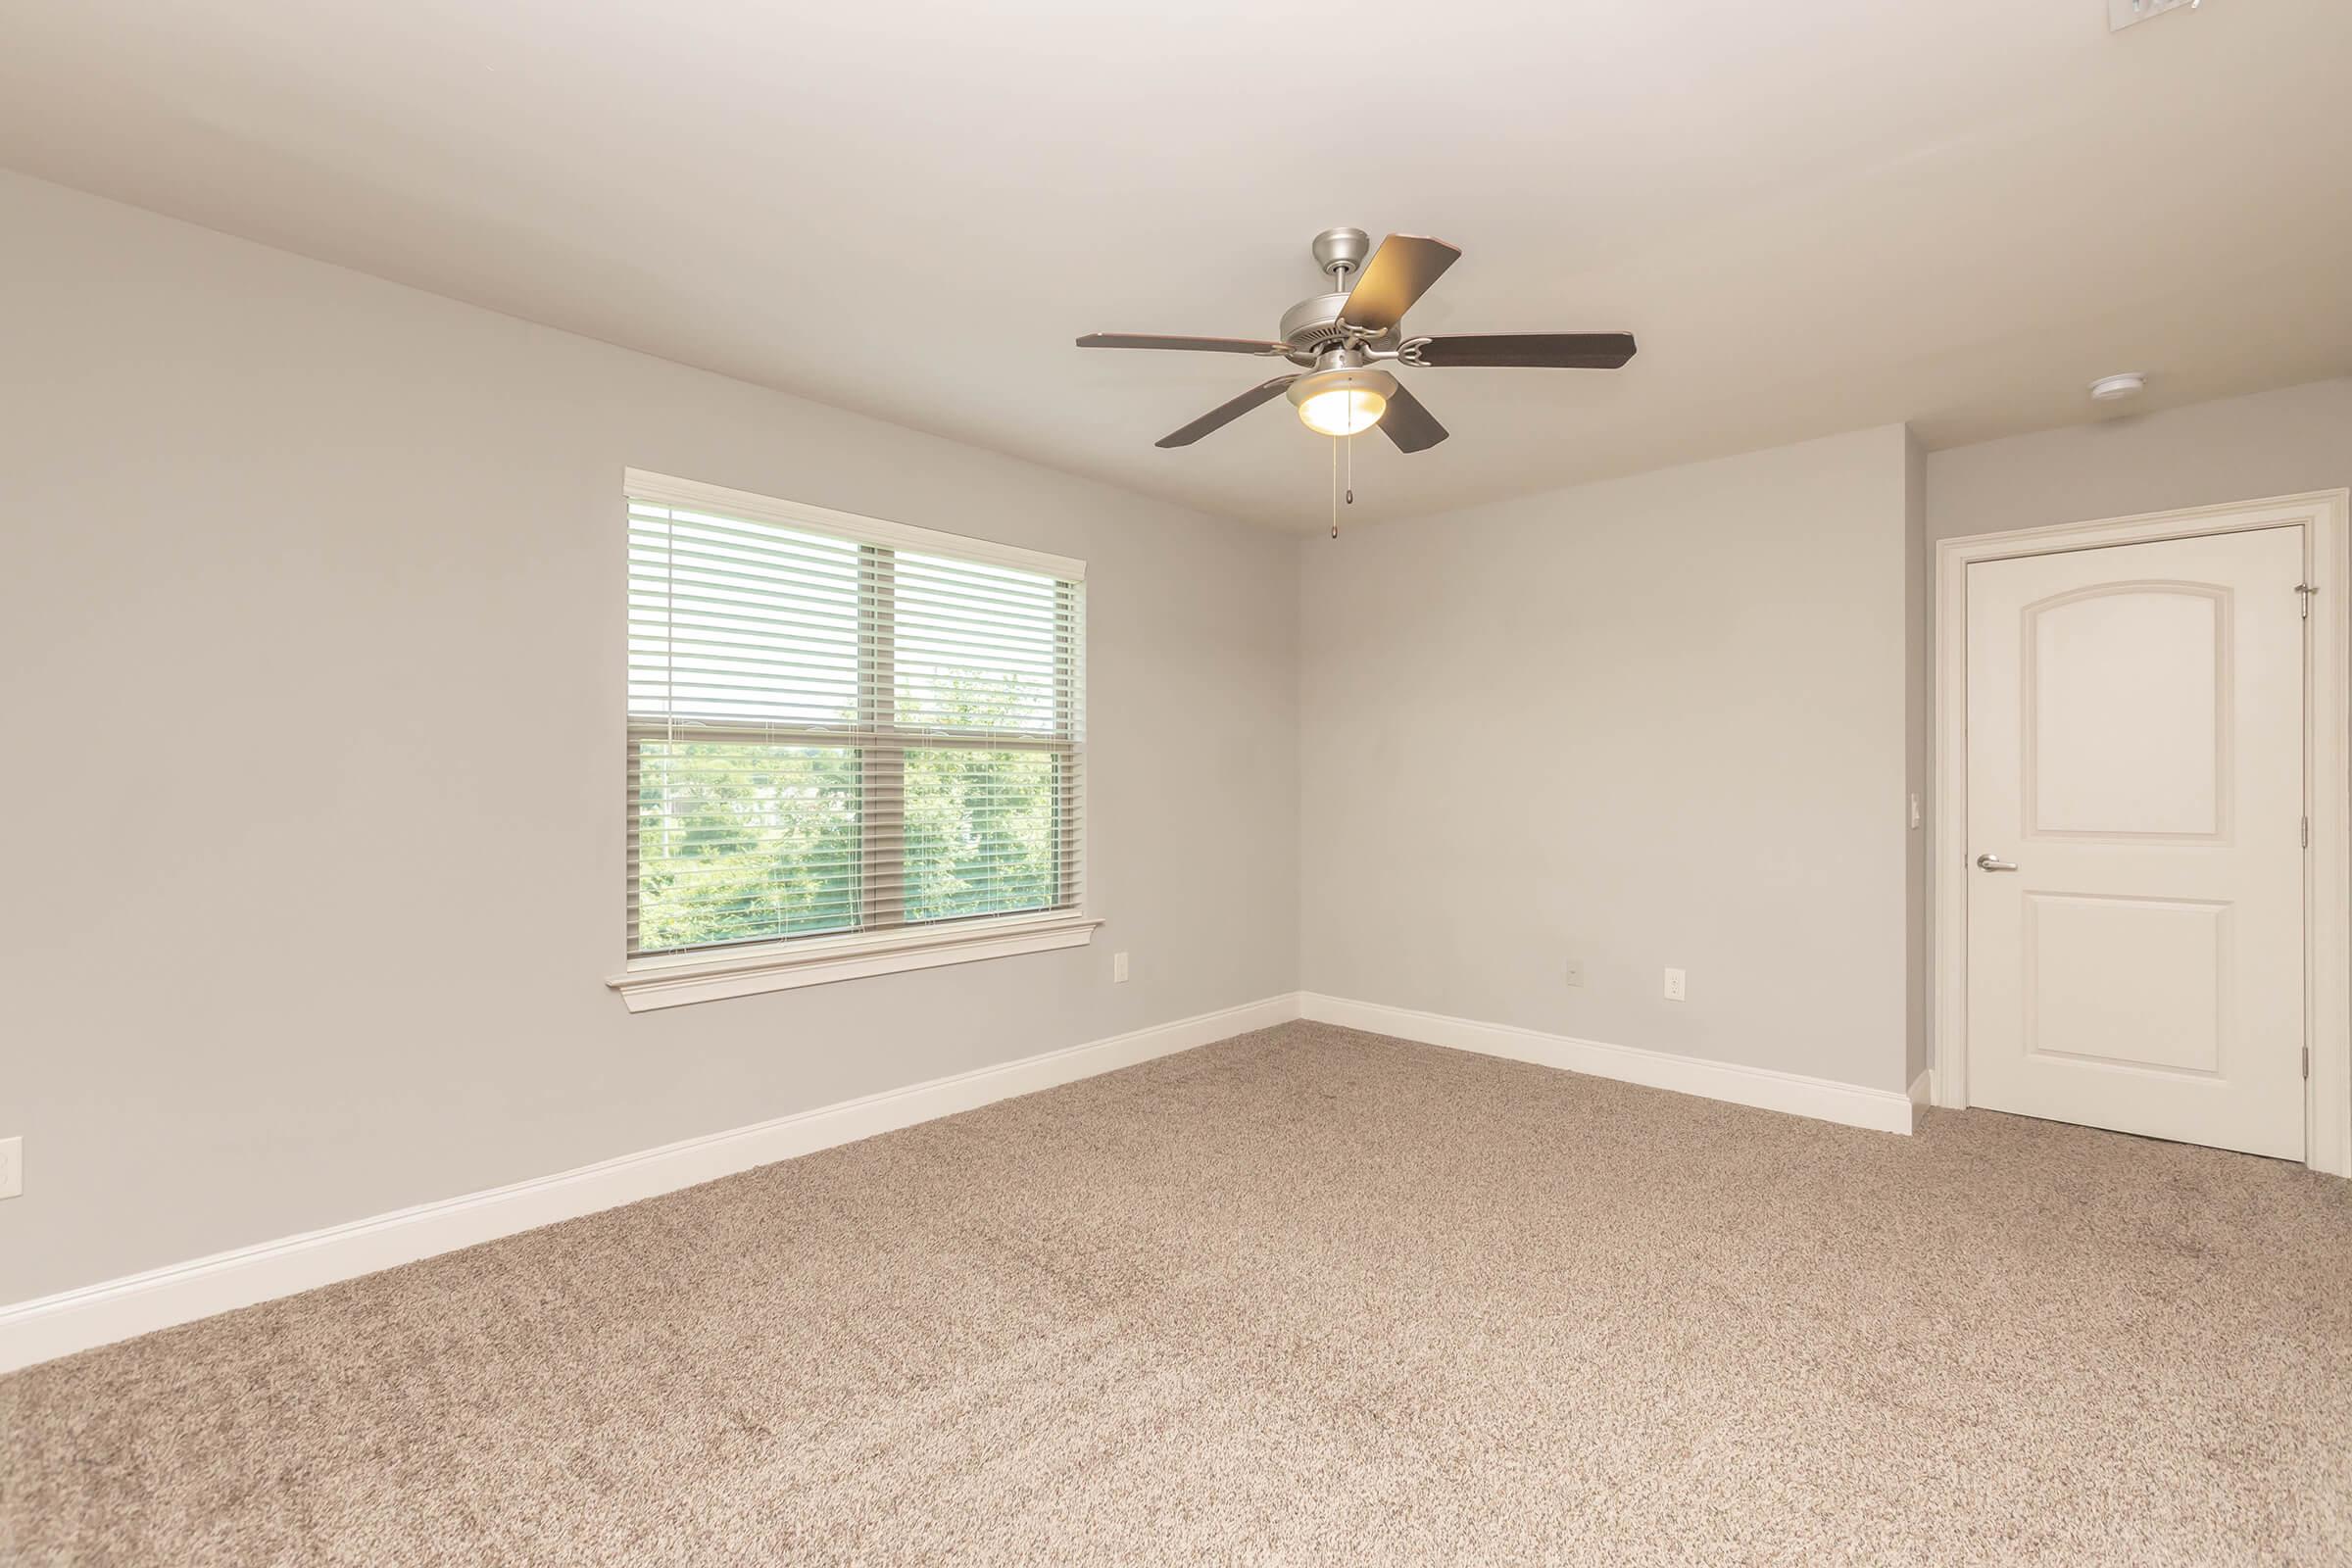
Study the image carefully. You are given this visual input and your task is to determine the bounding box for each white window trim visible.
[612,468,1093,1012]
[606,910,1102,1012]
[622,469,1087,582]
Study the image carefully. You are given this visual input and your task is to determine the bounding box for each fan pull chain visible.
[1329,429,1339,538]
[1326,396,1361,540]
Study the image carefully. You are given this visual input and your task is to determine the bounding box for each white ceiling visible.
[4,1,2347,530]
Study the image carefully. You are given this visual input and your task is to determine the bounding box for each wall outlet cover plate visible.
[2109,0,2197,31]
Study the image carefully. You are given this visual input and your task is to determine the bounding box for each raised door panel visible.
[2028,585,2226,840]
[2023,892,2227,1076]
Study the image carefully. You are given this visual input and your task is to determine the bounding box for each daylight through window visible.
[626,482,1084,958]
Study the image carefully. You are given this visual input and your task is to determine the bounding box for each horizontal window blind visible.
[626,490,1084,958]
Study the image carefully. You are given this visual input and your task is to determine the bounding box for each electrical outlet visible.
[1113,952,1130,984]
[1563,957,1586,988]
[1663,968,1687,1003]
[2108,0,2197,31]
[0,1137,20,1200]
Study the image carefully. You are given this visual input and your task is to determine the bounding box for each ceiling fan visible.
[1078,226,1637,454]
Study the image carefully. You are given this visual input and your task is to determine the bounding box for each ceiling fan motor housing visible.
[1279,292,1400,360]
[1281,226,1404,360]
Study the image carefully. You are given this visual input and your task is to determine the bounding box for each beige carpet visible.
[5,1021,2348,1566]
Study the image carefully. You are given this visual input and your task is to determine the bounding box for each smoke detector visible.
[2089,372,2147,402]
[2109,0,2199,31]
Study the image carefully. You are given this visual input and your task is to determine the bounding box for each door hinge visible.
[2303,815,2311,849]
[2296,583,2319,618]
[2305,1046,2312,1080]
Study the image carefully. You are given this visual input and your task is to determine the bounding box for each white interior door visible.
[1965,526,2307,1159]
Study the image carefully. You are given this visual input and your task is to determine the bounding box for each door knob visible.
[1976,853,2018,872]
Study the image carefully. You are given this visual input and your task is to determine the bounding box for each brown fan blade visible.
[1078,332,1294,356]
[1155,376,1298,448]
[1378,382,1448,454]
[1406,332,1637,368]
[1338,234,1461,334]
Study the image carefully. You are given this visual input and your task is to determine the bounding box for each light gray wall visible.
[1926,377,2352,545]
[0,173,1301,1304]
[1298,426,1918,1094]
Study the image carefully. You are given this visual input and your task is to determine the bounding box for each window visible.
[612,472,1090,1009]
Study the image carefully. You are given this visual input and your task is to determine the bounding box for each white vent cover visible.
[2110,0,2199,31]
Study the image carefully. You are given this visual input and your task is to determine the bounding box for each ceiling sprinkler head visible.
[2089,372,2147,403]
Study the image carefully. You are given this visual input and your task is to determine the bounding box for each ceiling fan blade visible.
[1406,332,1638,369]
[1155,376,1299,448]
[1078,332,1294,356]
[1339,234,1462,334]
[1379,383,1448,453]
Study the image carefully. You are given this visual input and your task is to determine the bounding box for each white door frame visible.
[1932,489,2352,1177]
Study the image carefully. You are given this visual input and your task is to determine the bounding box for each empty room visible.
[2,2,2348,1562]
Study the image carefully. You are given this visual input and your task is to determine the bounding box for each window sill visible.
[606,912,1102,1013]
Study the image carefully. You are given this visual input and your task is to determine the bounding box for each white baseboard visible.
[0,991,1918,1372]
[1299,993,1918,1137]
[0,992,1303,1374]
